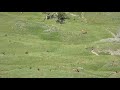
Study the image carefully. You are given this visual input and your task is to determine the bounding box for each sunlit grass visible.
[0,12,120,78]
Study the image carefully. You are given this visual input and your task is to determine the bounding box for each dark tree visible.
[56,12,68,24]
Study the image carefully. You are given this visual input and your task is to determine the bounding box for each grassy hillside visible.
[0,12,120,78]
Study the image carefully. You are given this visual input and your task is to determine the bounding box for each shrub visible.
[56,12,68,24]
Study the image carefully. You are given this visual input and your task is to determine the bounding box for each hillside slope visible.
[0,12,120,78]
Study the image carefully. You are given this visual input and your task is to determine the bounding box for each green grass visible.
[0,12,120,78]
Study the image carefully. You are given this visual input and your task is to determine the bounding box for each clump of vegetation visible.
[56,12,68,24]
[30,67,32,69]
[5,34,7,36]
[1,52,5,55]
[37,68,40,71]
[43,12,69,24]
[25,51,29,54]
[43,12,58,21]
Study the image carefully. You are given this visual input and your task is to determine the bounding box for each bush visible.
[56,12,68,24]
